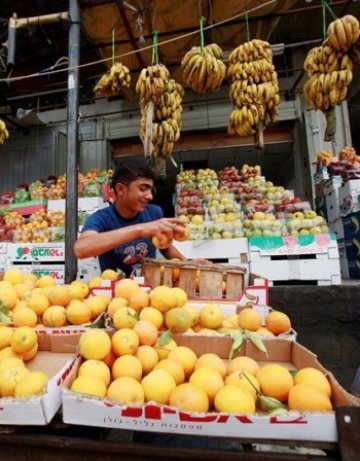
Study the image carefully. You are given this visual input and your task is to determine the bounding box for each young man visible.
[73,157,186,276]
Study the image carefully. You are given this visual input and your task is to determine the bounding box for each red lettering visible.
[233,415,254,424]
[179,412,220,423]
[270,415,308,424]
[121,407,144,418]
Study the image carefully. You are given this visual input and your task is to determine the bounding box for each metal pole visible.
[65,0,80,283]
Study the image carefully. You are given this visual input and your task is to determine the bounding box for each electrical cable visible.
[0,0,277,83]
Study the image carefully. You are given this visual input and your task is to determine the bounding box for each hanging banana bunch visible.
[181,17,226,95]
[135,63,170,104]
[94,62,131,97]
[0,119,9,145]
[303,13,359,141]
[227,39,280,142]
[139,79,184,159]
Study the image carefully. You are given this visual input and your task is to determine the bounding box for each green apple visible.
[178,214,190,224]
[253,211,265,220]
[191,214,204,225]
[299,229,310,235]
[222,231,233,239]
[212,232,222,239]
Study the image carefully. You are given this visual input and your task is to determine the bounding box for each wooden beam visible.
[112,126,293,158]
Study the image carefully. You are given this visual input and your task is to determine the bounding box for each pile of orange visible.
[70,328,333,414]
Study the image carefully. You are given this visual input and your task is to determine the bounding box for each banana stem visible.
[199,16,206,56]
[245,8,250,42]
[255,122,264,149]
[324,107,336,142]
[112,28,115,67]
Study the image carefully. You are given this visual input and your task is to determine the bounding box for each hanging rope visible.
[245,6,250,42]
[151,30,159,65]
[112,28,115,66]
[199,16,206,55]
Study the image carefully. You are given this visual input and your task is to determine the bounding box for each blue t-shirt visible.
[81,203,163,276]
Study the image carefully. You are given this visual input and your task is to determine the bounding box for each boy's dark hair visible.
[111,157,156,189]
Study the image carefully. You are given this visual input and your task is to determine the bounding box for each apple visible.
[178,214,190,224]
[299,229,310,235]
[222,231,233,239]
[212,232,222,239]
[191,215,204,225]
[253,211,265,220]
[309,226,321,234]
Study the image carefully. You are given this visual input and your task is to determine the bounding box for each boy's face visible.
[114,177,154,214]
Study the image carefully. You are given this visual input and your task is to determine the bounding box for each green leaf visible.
[288,369,298,378]
[229,330,243,360]
[245,330,268,357]
[0,306,11,325]
[157,330,173,347]
[258,395,285,412]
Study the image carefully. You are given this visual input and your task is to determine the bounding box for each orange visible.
[0,347,22,360]
[173,225,189,242]
[128,290,150,312]
[25,292,50,316]
[114,278,140,301]
[111,328,139,356]
[84,295,108,319]
[47,285,72,306]
[255,327,275,337]
[182,304,200,326]
[0,366,30,397]
[79,329,112,360]
[155,358,185,385]
[12,307,38,327]
[107,376,145,405]
[288,384,333,411]
[165,307,192,332]
[14,371,48,397]
[237,308,262,331]
[133,320,158,346]
[70,374,107,397]
[112,354,143,381]
[168,346,197,378]
[139,307,164,329]
[152,232,172,249]
[0,357,26,374]
[102,349,117,368]
[294,367,332,398]
[227,356,260,377]
[195,353,227,379]
[36,275,56,288]
[149,285,177,312]
[199,304,224,329]
[107,297,128,318]
[189,366,224,404]
[78,359,111,386]
[66,300,92,325]
[256,364,294,402]
[171,287,188,307]
[141,368,176,404]
[101,269,120,281]
[154,337,177,360]
[42,305,67,327]
[265,311,291,335]
[69,280,89,299]
[22,343,39,361]
[10,326,38,354]
[3,268,25,285]
[112,307,138,329]
[214,384,256,414]
[0,286,18,309]
[0,325,13,349]
[13,283,32,299]
[169,383,209,413]
[225,371,260,401]
[135,345,159,374]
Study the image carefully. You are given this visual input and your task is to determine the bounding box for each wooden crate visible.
[142,258,246,300]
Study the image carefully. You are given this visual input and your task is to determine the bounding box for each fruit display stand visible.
[249,234,341,286]
[62,336,359,444]
[47,196,108,215]
[3,199,48,216]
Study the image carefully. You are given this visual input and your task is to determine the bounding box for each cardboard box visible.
[62,337,360,443]
[0,242,7,254]
[329,218,344,243]
[0,341,77,425]
[338,179,360,217]
[77,257,101,282]
[47,197,107,215]
[6,242,65,263]
[342,211,360,239]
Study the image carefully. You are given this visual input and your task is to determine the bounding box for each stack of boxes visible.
[316,175,360,279]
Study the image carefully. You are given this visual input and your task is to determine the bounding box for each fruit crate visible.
[142,258,246,300]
